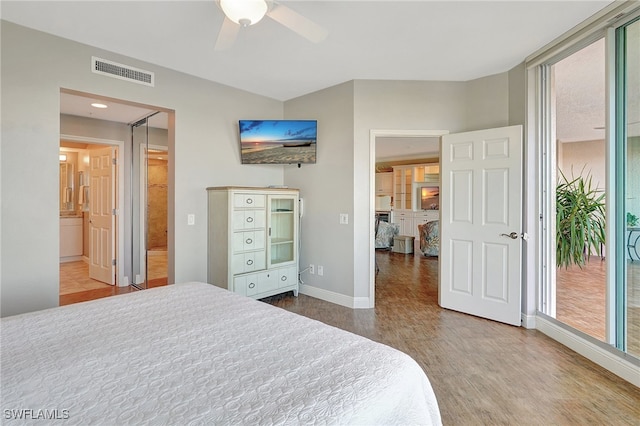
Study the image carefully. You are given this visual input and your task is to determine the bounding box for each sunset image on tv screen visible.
[239,120,317,164]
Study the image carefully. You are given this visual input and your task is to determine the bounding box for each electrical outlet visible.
[339,213,348,225]
[309,264,315,275]
[317,265,324,276]
[187,214,195,225]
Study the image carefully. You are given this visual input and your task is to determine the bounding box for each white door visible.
[439,125,523,326]
[89,146,116,285]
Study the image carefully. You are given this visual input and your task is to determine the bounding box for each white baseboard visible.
[299,284,371,309]
[59,255,82,263]
[536,315,640,387]
[521,313,536,329]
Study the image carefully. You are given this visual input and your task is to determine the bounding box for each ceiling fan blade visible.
[214,17,240,51]
[267,3,328,43]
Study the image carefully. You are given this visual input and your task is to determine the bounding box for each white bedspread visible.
[1,282,441,425]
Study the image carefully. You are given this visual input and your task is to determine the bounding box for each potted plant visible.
[556,170,606,268]
[628,212,639,227]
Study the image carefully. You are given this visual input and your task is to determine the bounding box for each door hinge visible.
[112,208,119,215]
[112,158,117,165]
[112,259,117,266]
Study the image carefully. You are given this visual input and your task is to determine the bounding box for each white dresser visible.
[207,186,299,299]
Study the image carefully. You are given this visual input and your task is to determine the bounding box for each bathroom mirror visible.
[60,161,75,213]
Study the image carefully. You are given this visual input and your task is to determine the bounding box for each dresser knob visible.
[246,238,253,244]
[246,259,253,265]
[248,282,255,289]
[246,198,253,204]
[281,276,287,281]
[246,216,254,223]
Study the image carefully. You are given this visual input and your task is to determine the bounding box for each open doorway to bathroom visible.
[59,137,127,303]
[59,89,173,305]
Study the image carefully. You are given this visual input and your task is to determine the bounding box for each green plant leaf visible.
[556,169,606,268]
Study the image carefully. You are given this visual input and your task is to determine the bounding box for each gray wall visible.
[1,21,283,316]
[283,76,511,306]
[1,19,522,317]
[284,82,356,299]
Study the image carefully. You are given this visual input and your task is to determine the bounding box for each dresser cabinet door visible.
[277,266,297,289]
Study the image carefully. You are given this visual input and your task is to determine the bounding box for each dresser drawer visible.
[232,209,266,230]
[233,193,266,209]
[232,230,265,253]
[233,274,258,297]
[232,251,266,274]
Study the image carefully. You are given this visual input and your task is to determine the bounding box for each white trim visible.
[369,129,449,309]
[604,27,617,344]
[536,315,640,387]
[525,1,639,68]
[60,134,126,287]
[299,284,370,309]
[521,313,536,329]
[525,66,541,320]
[60,256,83,263]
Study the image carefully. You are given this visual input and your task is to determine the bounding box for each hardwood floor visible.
[556,257,640,357]
[263,249,640,425]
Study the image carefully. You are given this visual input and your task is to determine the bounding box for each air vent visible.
[91,56,154,87]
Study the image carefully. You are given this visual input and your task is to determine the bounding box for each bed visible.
[1,282,441,425]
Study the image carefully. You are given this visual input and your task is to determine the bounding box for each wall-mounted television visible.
[420,185,440,210]
[239,120,317,165]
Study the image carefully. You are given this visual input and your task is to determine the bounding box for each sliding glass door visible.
[538,14,639,360]
[616,17,640,357]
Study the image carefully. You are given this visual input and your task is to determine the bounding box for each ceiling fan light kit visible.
[214,0,327,51]
[220,0,269,26]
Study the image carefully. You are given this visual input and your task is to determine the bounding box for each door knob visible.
[501,232,519,239]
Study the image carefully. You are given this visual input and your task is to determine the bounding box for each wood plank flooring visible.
[556,256,640,357]
[263,250,640,425]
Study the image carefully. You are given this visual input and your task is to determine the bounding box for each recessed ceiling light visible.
[91,103,108,109]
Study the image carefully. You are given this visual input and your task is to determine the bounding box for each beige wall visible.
[558,139,606,190]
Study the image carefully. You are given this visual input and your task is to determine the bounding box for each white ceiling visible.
[2,0,612,102]
[376,137,440,160]
[2,0,618,155]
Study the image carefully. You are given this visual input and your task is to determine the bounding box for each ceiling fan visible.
[214,0,328,50]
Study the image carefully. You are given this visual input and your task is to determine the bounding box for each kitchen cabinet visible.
[375,172,393,195]
[392,166,414,211]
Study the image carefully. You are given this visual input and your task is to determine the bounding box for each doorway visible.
[59,89,173,303]
[369,129,448,307]
[59,136,125,301]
